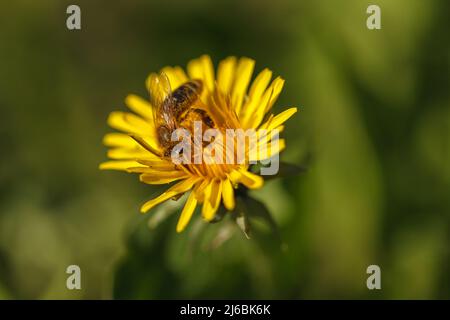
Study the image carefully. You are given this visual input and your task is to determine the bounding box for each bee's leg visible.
[130,134,163,157]
[171,193,185,201]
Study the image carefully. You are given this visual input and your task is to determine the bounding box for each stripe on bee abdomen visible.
[171,80,203,118]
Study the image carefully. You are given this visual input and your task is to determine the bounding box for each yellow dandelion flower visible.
[100,55,297,232]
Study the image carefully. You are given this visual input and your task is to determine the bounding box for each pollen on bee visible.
[179,108,215,134]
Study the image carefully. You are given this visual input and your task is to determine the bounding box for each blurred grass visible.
[0,0,448,299]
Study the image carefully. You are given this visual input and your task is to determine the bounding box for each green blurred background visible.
[0,0,449,299]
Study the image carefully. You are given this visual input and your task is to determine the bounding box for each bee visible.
[148,72,214,157]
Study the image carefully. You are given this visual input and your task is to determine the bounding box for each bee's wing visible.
[147,72,176,128]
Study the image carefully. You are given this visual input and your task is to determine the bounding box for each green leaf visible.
[232,197,252,239]
[244,196,284,247]
[209,204,228,224]
[147,198,181,229]
[250,161,307,180]
[205,221,236,250]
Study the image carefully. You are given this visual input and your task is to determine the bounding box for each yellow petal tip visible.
[140,207,148,214]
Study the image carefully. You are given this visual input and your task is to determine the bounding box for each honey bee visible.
[148,72,214,157]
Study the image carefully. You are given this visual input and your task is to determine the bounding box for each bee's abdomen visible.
[171,80,203,117]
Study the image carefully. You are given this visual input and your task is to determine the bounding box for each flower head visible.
[100,55,297,232]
